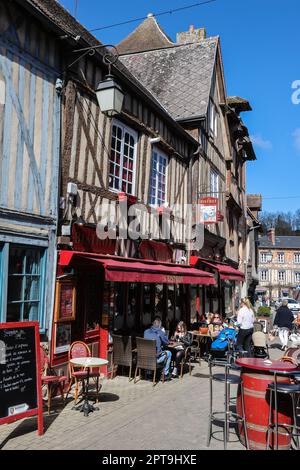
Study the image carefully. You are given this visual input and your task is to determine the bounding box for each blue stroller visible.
[209,327,238,362]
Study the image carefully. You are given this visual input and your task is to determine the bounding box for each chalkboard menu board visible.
[0,322,43,434]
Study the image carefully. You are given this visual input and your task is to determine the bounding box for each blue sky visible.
[59,0,300,213]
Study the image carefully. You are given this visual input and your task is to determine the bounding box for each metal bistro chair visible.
[40,346,67,415]
[207,357,249,450]
[67,341,102,404]
[266,370,300,450]
[111,335,134,381]
[134,337,166,386]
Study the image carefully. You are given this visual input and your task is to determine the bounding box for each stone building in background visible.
[257,227,300,301]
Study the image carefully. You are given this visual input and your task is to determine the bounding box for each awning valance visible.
[190,256,245,282]
[59,251,216,285]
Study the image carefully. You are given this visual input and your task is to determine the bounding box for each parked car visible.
[275,298,300,316]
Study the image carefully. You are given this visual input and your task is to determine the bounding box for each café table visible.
[70,357,108,417]
[236,357,298,450]
[188,331,212,358]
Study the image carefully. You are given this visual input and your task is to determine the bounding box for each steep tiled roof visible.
[117,15,174,54]
[259,236,300,249]
[120,37,219,121]
[17,0,198,147]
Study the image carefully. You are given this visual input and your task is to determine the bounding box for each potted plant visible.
[256,306,272,333]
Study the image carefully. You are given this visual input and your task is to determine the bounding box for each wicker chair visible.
[112,335,134,381]
[134,337,165,386]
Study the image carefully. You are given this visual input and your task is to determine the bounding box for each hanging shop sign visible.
[199,197,218,224]
[0,322,43,435]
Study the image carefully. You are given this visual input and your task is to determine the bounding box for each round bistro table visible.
[70,357,108,417]
[236,358,297,450]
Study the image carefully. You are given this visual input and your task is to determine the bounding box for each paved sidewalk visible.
[0,344,283,450]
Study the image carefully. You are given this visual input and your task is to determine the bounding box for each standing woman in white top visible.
[236,298,255,355]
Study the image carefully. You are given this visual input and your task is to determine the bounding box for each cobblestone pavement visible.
[0,342,284,451]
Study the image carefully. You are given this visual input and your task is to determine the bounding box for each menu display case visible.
[54,279,76,322]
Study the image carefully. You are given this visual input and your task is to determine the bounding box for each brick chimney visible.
[267,227,276,246]
[176,25,206,44]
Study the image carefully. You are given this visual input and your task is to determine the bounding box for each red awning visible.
[190,256,244,282]
[59,251,216,285]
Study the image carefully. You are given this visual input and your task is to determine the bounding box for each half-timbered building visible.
[0,0,61,337]
[118,17,257,317]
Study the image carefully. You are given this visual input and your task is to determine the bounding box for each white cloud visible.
[250,134,272,150]
[293,128,300,151]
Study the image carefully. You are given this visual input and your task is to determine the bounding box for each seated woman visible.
[170,321,192,378]
[208,313,224,338]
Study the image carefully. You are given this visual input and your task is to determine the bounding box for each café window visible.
[142,284,153,328]
[85,274,101,332]
[6,245,45,326]
[109,121,137,195]
[149,149,168,206]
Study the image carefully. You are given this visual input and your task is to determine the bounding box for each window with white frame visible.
[295,272,300,283]
[260,270,269,282]
[294,253,300,264]
[109,122,137,195]
[260,253,269,263]
[277,252,285,263]
[278,271,286,282]
[210,169,219,197]
[149,149,168,206]
[209,100,218,138]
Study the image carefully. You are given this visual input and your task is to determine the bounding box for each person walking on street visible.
[144,316,172,380]
[236,298,255,355]
[273,299,294,351]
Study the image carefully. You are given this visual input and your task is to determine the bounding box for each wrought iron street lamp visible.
[68,44,124,117]
[95,74,124,117]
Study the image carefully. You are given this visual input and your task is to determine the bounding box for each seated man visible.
[144,316,172,380]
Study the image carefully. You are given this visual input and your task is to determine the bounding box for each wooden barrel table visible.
[236,358,298,450]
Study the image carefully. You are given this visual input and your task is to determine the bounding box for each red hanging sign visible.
[199,197,218,224]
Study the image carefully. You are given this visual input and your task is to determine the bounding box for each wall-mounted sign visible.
[199,197,218,224]
[0,322,43,435]
[72,224,116,255]
[54,280,76,322]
